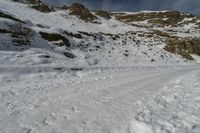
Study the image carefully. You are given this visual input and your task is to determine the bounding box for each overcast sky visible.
[43,0,200,15]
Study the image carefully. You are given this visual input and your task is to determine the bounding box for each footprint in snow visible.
[9,90,16,96]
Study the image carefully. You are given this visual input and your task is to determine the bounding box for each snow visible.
[132,69,200,133]
[0,0,138,34]
[0,0,200,133]
[191,54,200,63]
[129,120,153,133]
[0,61,199,133]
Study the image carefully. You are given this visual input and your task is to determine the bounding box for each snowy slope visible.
[0,0,136,34]
[0,1,200,133]
[0,0,200,67]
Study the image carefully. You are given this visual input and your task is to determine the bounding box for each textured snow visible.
[0,61,199,133]
[191,54,200,63]
[0,0,200,133]
[132,69,200,133]
[0,0,139,34]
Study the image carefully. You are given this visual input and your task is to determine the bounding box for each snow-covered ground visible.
[0,64,200,133]
[0,1,200,133]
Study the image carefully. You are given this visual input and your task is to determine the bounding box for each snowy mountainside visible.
[1,1,200,133]
[0,0,200,67]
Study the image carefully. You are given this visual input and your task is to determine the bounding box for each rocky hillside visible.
[0,0,200,67]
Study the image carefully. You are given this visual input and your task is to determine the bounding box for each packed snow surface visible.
[0,64,200,133]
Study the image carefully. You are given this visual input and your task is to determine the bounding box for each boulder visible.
[39,32,71,47]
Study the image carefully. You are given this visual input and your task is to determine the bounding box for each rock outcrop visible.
[95,10,111,19]
[164,37,200,60]
[68,3,97,22]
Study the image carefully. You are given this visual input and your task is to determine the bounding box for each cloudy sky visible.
[43,0,200,15]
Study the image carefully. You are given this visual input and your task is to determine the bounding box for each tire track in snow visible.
[130,70,200,133]
[0,67,199,133]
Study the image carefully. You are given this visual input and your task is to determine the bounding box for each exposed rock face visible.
[0,11,24,23]
[114,11,195,27]
[31,3,53,13]
[164,38,200,60]
[39,32,71,47]
[68,3,97,22]
[64,51,76,58]
[192,39,200,55]
[12,0,54,13]
[112,10,200,61]
[61,5,69,10]
[9,22,33,46]
[0,21,33,46]
[95,10,111,19]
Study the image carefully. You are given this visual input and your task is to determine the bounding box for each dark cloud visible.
[43,0,200,15]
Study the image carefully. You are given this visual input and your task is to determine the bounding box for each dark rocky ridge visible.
[39,32,71,47]
[95,10,111,19]
[0,11,24,23]
[165,38,200,60]
[68,3,97,22]
[12,0,54,13]
[114,11,196,27]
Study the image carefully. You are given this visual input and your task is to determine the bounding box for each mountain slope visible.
[0,1,200,133]
[0,0,200,67]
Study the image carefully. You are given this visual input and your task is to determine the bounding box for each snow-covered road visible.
[0,66,200,133]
